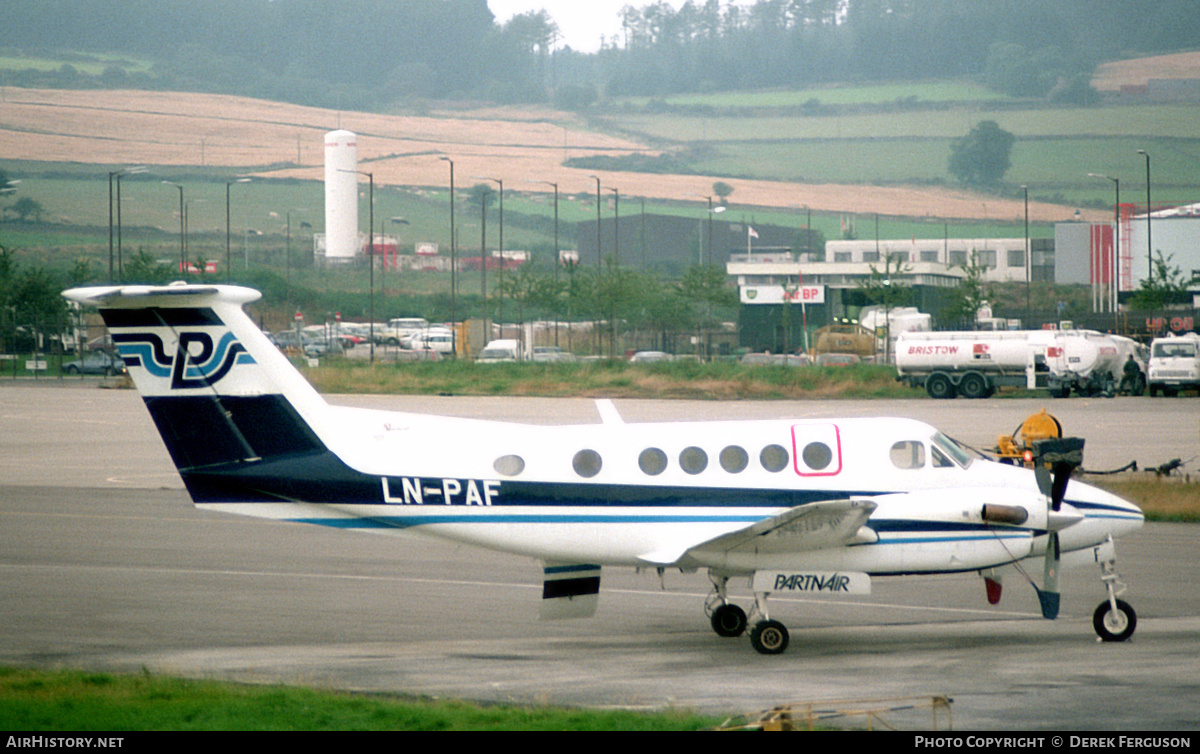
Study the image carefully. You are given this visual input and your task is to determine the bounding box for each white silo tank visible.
[324,130,359,262]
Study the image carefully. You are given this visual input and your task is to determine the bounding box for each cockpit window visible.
[890,440,925,469]
[932,432,973,468]
[931,444,954,468]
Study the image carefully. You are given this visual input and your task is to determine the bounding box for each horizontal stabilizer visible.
[539,563,600,620]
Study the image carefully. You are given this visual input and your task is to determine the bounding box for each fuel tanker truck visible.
[895,329,1144,399]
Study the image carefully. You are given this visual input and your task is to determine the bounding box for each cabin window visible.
[890,440,925,469]
[639,447,668,476]
[760,444,789,472]
[679,446,708,475]
[493,454,525,476]
[719,445,749,473]
[573,449,602,478]
[801,441,833,471]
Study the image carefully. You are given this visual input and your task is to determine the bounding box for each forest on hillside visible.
[0,0,1197,108]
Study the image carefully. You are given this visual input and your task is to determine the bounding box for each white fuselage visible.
[210,406,1141,576]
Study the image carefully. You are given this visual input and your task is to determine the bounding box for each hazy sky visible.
[488,0,690,53]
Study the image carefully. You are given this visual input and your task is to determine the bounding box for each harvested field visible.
[0,86,1091,222]
[1092,51,1200,91]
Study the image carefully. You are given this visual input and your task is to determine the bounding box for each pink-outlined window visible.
[791,423,843,477]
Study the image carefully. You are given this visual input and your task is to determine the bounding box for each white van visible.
[1148,332,1200,397]
[382,317,430,346]
[477,339,520,363]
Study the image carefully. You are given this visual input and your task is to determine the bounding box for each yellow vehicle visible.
[995,409,1063,466]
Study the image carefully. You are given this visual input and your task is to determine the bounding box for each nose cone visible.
[1073,480,1144,538]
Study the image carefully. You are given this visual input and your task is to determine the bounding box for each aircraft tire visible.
[710,604,748,638]
[749,619,789,655]
[1093,599,1137,642]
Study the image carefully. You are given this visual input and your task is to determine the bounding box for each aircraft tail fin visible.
[63,284,345,502]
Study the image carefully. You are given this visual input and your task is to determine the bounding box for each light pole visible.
[491,178,504,328]
[608,187,619,267]
[591,175,602,269]
[471,176,504,327]
[225,178,250,283]
[162,181,184,275]
[107,171,119,283]
[590,175,602,356]
[439,156,456,326]
[477,184,493,333]
[607,186,619,358]
[106,167,144,283]
[1089,173,1121,317]
[538,181,560,346]
[283,209,307,307]
[1137,149,1152,281]
[706,195,714,265]
[389,216,409,295]
[1022,185,1029,326]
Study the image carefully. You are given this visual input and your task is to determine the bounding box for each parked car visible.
[62,351,126,376]
[477,339,520,363]
[815,352,861,367]
[270,330,328,358]
[406,329,455,353]
[532,346,576,363]
[629,350,673,363]
[740,352,809,367]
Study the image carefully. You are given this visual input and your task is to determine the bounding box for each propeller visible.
[1031,437,1085,619]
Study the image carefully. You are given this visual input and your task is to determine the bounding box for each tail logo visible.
[113,331,255,389]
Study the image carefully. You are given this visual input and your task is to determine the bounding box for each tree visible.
[5,197,44,223]
[948,120,1015,186]
[712,181,734,206]
[1131,251,1196,333]
[942,249,992,329]
[858,254,913,361]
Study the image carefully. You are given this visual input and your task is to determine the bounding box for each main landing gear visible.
[706,572,790,655]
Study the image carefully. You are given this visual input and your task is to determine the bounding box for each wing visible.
[636,498,878,567]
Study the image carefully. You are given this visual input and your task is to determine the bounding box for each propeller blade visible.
[1032,437,1085,511]
[1036,532,1062,619]
[1034,464,1052,498]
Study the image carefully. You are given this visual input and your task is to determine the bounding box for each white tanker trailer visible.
[895,330,1141,399]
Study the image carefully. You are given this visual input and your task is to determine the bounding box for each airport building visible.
[726,237,1052,353]
[1055,203,1200,312]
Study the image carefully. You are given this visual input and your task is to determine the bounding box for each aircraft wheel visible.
[710,604,748,638]
[749,619,789,655]
[1093,599,1137,642]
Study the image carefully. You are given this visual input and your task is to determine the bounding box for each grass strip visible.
[0,667,723,731]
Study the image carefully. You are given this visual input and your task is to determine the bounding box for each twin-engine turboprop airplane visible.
[64,283,1145,654]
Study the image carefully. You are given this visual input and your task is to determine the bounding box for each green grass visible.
[300,358,922,400]
[0,51,152,76]
[1092,477,1200,523]
[642,79,1009,109]
[0,667,722,731]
